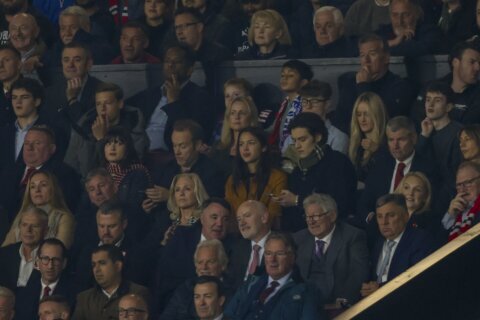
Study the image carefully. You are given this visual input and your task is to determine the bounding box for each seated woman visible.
[225,127,287,226]
[2,170,75,248]
[348,92,388,185]
[161,172,210,245]
[210,96,259,175]
[274,113,356,232]
[99,127,152,237]
[459,124,480,164]
[235,9,293,60]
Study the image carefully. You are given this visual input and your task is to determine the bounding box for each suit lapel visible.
[297,233,315,278]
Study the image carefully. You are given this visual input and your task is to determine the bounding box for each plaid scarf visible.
[448,194,480,241]
[106,162,151,187]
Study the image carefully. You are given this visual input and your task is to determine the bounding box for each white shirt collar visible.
[395,151,415,167]
[251,231,271,248]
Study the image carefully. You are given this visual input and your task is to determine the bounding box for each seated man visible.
[161,239,230,319]
[143,120,225,213]
[15,239,73,320]
[229,200,271,289]
[333,33,415,134]
[46,5,115,66]
[0,207,48,290]
[72,244,150,320]
[0,45,22,127]
[294,193,369,308]
[343,0,390,37]
[376,0,442,57]
[442,161,480,241]
[38,295,71,320]
[118,294,149,320]
[0,286,15,320]
[65,82,148,178]
[0,125,81,218]
[361,194,433,297]
[302,6,357,58]
[194,276,227,320]
[225,232,320,320]
[111,21,161,64]
[126,45,215,148]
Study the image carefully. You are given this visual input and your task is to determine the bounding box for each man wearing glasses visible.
[225,232,320,320]
[443,161,480,241]
[14,238,73,320]
[118,294,149,320]
[293,193,369,314]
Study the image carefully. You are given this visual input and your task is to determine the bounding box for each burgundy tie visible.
[248,244,261,275]
[393,162,406,190]
[259,281,279,304]
[43,286,51,298]
[20,167,36,186]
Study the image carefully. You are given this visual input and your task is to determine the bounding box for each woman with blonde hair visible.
[2,170,75,248]
[160,173,210,245]
[235,9,293,60]
[348,92,388,184]
[210,95,259,174]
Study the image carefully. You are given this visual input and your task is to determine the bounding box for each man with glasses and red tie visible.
[443,161,480,241]
[14,238,73,320]
[293,193,369,315]
[225,232,321,320]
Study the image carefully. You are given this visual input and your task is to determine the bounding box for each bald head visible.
[118,294,149,320]
[9,13,39,53]
[236,200,270,242]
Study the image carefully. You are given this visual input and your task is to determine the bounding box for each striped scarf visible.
[108,0,129,25]
[106,162,151,187]
[448,194,480,241]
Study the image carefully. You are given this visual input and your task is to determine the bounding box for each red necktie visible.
[20,167,36,186]
[248,244,261,275]
[393,162,406,190]
[43,286,51,298]
[259,281,279,304]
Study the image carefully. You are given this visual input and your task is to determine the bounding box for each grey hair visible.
[19,206,48,227]
[386,116,416,134]
[194,239,229,270]
[0,286,15,308]
[303,193,338,213]
[60,6,90,31]
[313,6,344,28]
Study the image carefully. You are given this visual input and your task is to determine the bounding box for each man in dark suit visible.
[143,120,226,214]
[14,238,73,320]
[0,45,21,128]
[294,193,369,309]
[0,207,48,291]
[42,42,103,139]
[229,200,271,289]
[361,193,433,297]
[194,276,227,320]
[358,116,436,224]
[0,125,81,219]
[126,44,215,149]
[225,232,321,320]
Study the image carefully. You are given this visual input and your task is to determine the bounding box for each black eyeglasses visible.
[302,98,327,105]
[303,211,330,222]
[456,175,480,189]
[38,256,63,266]
[119,308,147,317]
[174,22,198,32]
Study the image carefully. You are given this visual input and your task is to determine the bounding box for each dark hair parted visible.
[173,119,204,143]
[99,126,139,168]
[282,60,313,81]
[358,33,390,54]
[174,6,204,23]
[98,199,127,221]
[448,41,480,69]
[92,244,125,264]
[62,41,92,59]
[375,193,408,211]
[424,80,454,104]
[194,275,225,297]
[28,125,56,145]
[121,20,149,38]
[288,112,328,145]
[96,82,124,100]
[298,79,332,100]
[202,197,231,213]
[12,77,44,101]
[37,238,68,260]
[232,126,271,200]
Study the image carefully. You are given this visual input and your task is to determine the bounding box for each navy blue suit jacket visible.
[228,237,267,290]
[371,226,434,283]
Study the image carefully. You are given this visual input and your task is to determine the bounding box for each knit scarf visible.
[108,0,129,25]
[297,143,326,176]
[448,194,480,241]
[106,162,150,187]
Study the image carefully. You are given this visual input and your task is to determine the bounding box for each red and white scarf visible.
[448,194,480,241]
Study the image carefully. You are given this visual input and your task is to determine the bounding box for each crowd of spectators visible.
[0,0,480,319]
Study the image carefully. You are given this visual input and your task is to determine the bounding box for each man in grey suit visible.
[293,193,369,309]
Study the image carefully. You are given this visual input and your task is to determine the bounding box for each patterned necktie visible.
[377,240,396,283]
[259,281,279,304]
[43,286,51,298]
[315,240,325,259]
[248,244,261,275]
[393,162,406,190]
